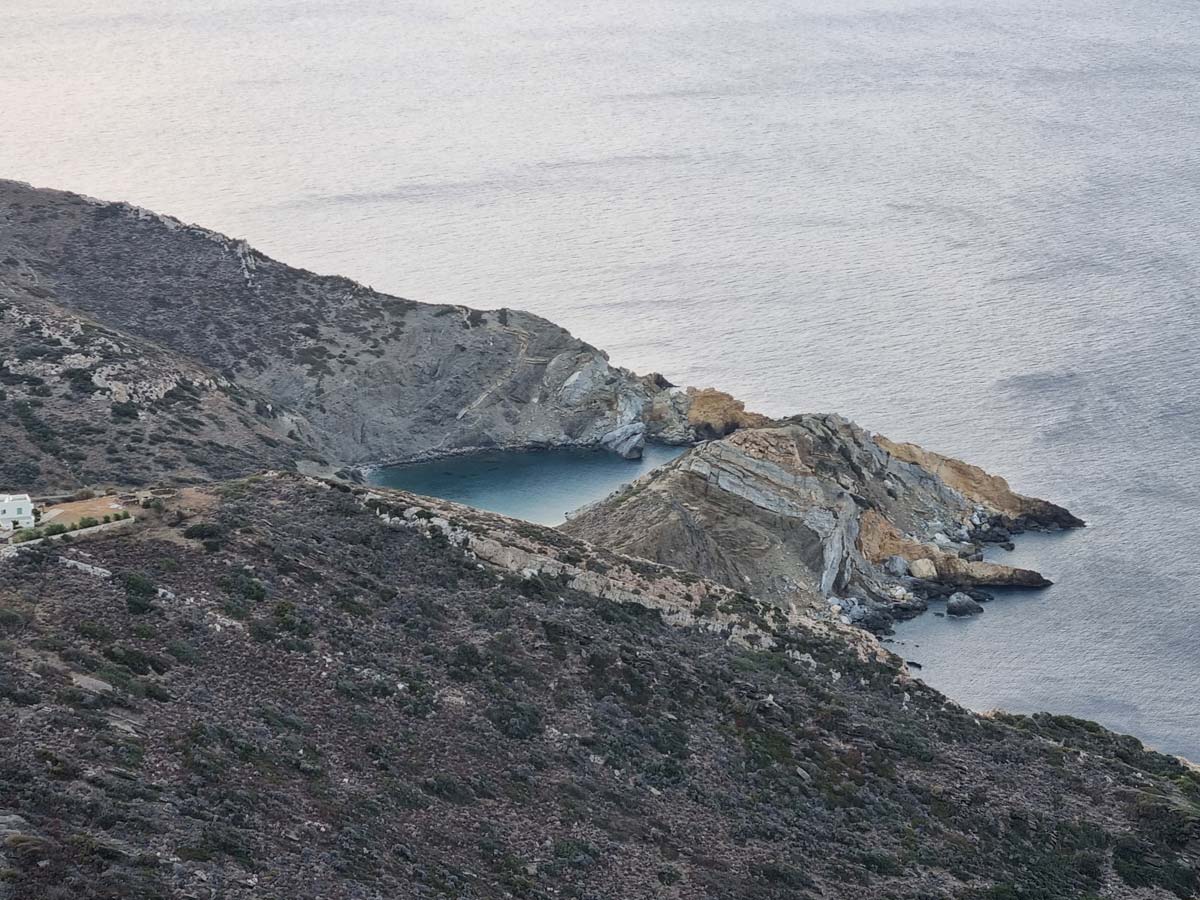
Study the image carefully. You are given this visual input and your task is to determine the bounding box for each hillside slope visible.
[0,179,693,487]
[0,473,1193,900]
[0,291,315,492]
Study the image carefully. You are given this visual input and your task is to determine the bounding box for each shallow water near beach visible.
[4,0,1199,759]
[366,445,685,526]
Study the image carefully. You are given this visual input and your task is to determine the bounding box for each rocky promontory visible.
[6,179,1197,900]
[563,415,1082,631]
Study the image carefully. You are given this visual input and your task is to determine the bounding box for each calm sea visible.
[4,0,1199,759]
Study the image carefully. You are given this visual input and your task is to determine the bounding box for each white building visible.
[0,494,35,530]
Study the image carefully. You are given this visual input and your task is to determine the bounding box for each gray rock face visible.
[946,593,984,617]
[599,422,646,459]
[0,179,695,487]
[883,555,910,577]
[0,288,312,492]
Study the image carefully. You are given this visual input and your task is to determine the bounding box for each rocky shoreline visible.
[8,181,1199,900]
[0,178,1086,641]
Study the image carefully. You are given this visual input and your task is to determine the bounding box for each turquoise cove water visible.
[365,445,685,526]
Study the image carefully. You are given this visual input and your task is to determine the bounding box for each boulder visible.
[883,555,910,577]
[599,423,646,460]
[946,592,984,617]
[909,558,938,580]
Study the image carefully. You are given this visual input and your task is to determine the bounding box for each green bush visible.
[111,401,138,420]
[219,568,266,603]
[123,571,157,614]
[167,640,198,663]
[76,621,114,642]
[183,522,224,540]
[485,700,544,740]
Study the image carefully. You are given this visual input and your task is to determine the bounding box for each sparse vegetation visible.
[1,475,1189,899]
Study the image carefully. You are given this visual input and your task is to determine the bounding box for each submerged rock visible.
[946,593,984,617]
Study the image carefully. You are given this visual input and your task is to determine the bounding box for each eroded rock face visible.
[562,415,1080,630]
[0,179,695,487]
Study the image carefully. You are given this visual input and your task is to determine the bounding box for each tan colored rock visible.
[935,556,1050,588]
[858,509,1049,588]
[685,387,771,440]
[856,509,938,563]
[563,416,1067,628]
[908,558,937,579]
[875,435,1082,528]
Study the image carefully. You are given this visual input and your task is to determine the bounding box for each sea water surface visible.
[3,0,1199,759]
[367,445,684,526]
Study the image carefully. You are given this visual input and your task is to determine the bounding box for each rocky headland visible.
[563,415,1083,631]
[0,179,1086,634]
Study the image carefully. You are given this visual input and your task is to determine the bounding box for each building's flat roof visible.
[0,494,32,503]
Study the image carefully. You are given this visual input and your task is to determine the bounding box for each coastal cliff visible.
[4,180,1198,900]
[0,179,699,491]
[0,473,1194,899]
[562,415,1082,630]
[0,179,1082,629]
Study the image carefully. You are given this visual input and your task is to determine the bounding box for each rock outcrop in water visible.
[0,473,1194,900]
[0,179,695,491]
[563,415,1081,630]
